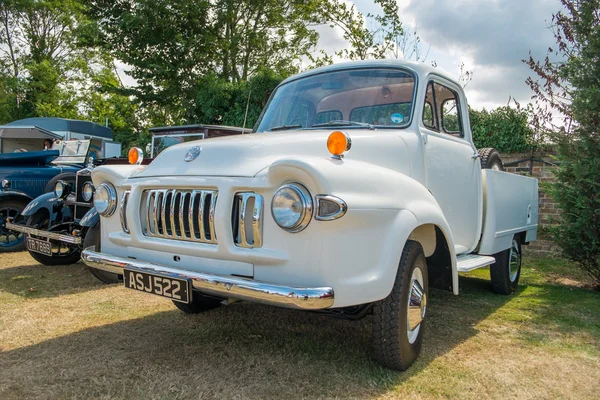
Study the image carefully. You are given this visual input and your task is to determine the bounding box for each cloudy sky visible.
[317,0,563,110]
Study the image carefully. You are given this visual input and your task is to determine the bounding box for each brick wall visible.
[500,150,560,256]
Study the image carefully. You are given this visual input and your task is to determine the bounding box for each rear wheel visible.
[490,235,522,294]
[83,224,121,284]
[0,199,28,252]
[372,240,428,370]
[173,293,222,314]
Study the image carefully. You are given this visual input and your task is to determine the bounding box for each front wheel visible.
[490,235,522,294]
[26,213,81,265]
[173,293,222,314]
[372,240,428,370]
[83,224,121,284]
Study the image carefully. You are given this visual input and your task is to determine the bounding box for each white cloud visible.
[314,0,564,109]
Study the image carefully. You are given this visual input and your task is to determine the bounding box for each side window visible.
[441,99,460,134]
[434,83,463,137]
[422,82,438,130]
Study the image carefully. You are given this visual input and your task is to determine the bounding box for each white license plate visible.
[26,237,52,256]
[123,269,191,303]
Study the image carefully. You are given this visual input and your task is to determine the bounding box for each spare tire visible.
[478,148,504,171]
[44,172,76,193]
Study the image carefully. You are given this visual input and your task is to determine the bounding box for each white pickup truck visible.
[82,60,538,370]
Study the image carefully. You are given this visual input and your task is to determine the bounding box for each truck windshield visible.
[255,68,416,132]
[151,133,206,157]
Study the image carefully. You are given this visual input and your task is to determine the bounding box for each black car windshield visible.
[255,68,415,132]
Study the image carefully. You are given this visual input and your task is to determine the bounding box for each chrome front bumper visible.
[81,247,335,310]
[6,222,82,244]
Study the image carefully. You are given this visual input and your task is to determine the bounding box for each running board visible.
[456,254,496,272]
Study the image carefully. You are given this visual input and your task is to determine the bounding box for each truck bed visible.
[477,170,539,255]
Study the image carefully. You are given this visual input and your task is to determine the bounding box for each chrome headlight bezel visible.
[271,183,313,233]
[82,182,95,202]
[54,180,70,199]
[94,183,117,217]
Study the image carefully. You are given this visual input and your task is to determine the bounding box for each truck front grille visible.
[141,189,218,244]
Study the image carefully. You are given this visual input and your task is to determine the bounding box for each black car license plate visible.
[26,237,52,256]
[123,269,191,303]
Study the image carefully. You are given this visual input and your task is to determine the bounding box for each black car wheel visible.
[83,224,121,284]
[25,212,81,265]
[0,199,28,252]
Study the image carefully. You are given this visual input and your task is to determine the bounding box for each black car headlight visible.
[54,180,71,199]
[271,183,313,232]
[82,182,95,202]
[94,183,117,216]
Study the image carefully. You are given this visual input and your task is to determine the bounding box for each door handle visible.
[471,153,481,159]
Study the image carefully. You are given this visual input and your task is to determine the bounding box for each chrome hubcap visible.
[407,267,426,344]
[509,239,521,282]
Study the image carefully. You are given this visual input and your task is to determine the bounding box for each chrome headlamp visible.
[271,183,313,232]
[94,183,117,216]
[82,182,95,202]
[54,180,71,199]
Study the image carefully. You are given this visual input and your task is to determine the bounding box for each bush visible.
[470,105,535,153]
[550,134,600,289]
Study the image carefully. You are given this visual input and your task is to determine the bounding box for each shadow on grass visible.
[0,275,517,399]
[0,262,109,299]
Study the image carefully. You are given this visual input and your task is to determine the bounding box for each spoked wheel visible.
[490,235,522,294]
[26,213,81,265]
[0,199,28,252]
[373,240,428,370]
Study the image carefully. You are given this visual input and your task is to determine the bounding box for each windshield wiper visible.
[269,124,303,131]
[311,120,375,130]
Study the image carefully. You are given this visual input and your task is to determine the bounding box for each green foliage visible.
[194,69,285,129]
[527,0,600,288]
[470,105,535,153]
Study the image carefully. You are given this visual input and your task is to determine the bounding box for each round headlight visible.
[82,182,95,202]
[94,183,117,216]
[271,183,313,232]
[54,180,70,198]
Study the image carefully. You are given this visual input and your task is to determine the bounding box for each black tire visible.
[490,235,522,295]
[83,224,121,284]
[44,172,76,193]
[0,198,28,252]
[172,294,222,314]
[25,212,81,265]
[478,148,504,171]
[373,240,429,370]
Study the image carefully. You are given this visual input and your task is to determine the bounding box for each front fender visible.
[22,192,62,217]
[264,156,459,301]
[80,207,99,228]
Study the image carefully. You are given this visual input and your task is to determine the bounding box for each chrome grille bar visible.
[120,190,130,233]
[233,192,263,248]
[142,188,218,244]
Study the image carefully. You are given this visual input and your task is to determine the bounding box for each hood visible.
[133,130,412,178]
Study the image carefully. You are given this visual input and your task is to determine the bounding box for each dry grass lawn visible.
[0,251,599,399]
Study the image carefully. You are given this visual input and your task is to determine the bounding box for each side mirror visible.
[145,143,151,156]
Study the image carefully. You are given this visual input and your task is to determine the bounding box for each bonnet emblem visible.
[184,146,201,162]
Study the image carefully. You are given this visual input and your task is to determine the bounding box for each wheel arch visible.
[407,223,456,293]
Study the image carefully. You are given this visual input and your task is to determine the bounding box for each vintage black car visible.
[0,141,91,252]
[5,155,147,283]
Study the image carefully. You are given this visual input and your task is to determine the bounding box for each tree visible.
[0,0,92,121]
[525,0,600,288]
[86,0,324,124]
